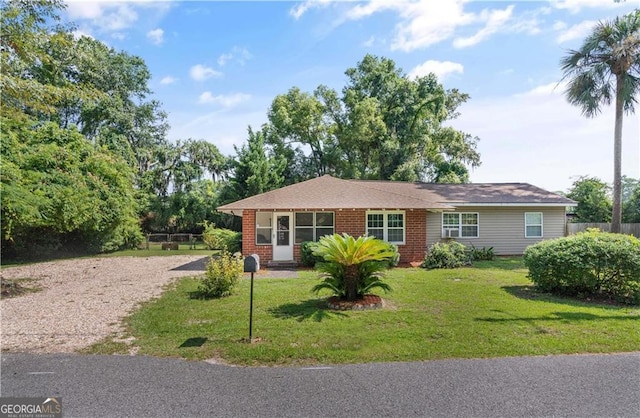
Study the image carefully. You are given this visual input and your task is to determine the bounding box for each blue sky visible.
[64,0,639,193]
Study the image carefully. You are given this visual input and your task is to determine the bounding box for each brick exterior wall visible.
[241,208,428,265]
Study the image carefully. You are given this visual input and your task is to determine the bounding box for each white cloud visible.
[189,64,223,81]
[217,47,252,67]
[64,1,173,35]
[160,76,177,85]
[289,0,333,19]
[453,5,514,49]
[334,0,517,52]
[363,36,376,47]
[408,60,464,81]
[389,0,475,51]
[198,92,252,108]
[553,20,567,31]
[71,29,94,40]
[516,81,566,98]
[146,28,164,45]
[552,0,627,13]
[451,83,639,192]
[556,20,597,44]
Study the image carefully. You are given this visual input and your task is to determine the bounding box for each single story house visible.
[217,175,576,265]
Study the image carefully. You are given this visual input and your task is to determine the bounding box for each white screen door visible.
[273,213,293,261]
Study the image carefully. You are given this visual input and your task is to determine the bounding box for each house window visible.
[525,212,543,238]
[442,213,479,238]
[294,212,334,243]
[255,212,272,245]
[366,211,405,244]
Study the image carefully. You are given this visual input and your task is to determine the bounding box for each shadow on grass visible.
[476,310,639,323]
[268,299,348,322]
[179,337,208,348]
[502,285,635,308]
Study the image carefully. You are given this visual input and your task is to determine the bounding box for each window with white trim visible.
[442,212,479,238]
[294,212,334,243]
[525,212,543,238]
[255,212,272,245]
[366,211,405,244]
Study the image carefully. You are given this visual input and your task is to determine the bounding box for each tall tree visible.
[266,55,480,182]
[566,176,613,223]
[219,126,286,204]
[622,176,640,222]
[560,10,640,233]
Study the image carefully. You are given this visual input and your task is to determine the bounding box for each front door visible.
[272,213,293,261]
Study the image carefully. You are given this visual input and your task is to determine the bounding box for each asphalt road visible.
[1,353,638,417]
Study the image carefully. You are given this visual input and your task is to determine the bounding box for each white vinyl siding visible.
[525,212,543,238]
[367,211,405,244]
[427,207,567,255]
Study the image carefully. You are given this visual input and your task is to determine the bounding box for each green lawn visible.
[85,258,640,366]
[98,247,217,258]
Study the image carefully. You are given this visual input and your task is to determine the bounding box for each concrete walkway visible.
[171,256,302,278]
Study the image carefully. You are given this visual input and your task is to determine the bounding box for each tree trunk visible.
[612,75,624,234]
[344,264,359,301]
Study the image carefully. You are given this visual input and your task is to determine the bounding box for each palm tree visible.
[560,9,640,233]
[312,233,397,301]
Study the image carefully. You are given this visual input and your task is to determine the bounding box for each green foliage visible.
[560,10,640,232]
[468,245,495,261]
[266,54,480,182]
[523,230,640,304]
[386,244,401,267]
[422,241,469,269]
[201,221,241,253]
[622,176,640,223]
[219,126,285,204]
[196,251,243,299]
[300,241,323,267]
[311,233,395,301]
[1,120,142,256]
[566,176,612,222]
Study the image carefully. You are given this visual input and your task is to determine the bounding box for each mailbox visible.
[243,254,260,273]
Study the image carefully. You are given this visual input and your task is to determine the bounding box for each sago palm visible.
[312,233,396,301]
[560,9,640,233]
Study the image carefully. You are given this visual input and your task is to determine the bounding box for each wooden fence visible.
[144,233,204,250]
[567,223,640,238]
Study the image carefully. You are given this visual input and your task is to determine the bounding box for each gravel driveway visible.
[0,256,207,353]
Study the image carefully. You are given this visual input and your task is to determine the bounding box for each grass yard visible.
[99,247,217,258]
[86,258,640,366]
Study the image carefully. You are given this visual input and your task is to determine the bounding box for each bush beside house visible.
[523,230,640,304]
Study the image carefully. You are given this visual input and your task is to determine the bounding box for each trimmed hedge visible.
[523,230,640,304]
[422,241,469,269]
[202,223,241,253]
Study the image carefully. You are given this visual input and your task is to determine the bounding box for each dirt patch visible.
[0,255,205,353]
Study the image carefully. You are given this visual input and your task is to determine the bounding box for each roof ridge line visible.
[344,178,446,205]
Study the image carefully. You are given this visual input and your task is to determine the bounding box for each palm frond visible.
[560,9,640,117]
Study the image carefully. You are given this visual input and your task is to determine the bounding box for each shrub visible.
[422,241,469,269]
[386,244,400,267]
[468,245,495,261]
[311,233,395,301]
[300,241,323,267]
[197,251,243,298]
[202,221,241,253]
[523,230,640,304]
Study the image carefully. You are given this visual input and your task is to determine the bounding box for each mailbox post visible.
[243,254,260,343]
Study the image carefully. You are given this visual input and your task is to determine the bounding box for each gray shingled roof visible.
[217,175,575,213]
